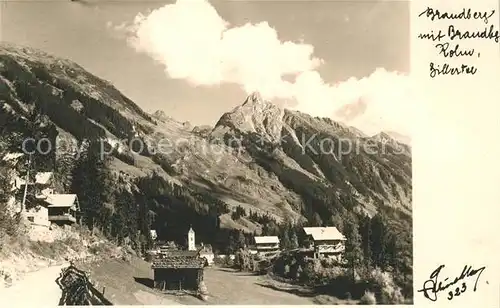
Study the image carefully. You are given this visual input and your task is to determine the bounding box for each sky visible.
[1,0,411,136]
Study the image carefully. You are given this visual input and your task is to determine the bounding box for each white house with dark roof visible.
[24,205,51,227]
[198,243,215,266]
[254,235,280,256]
[16,171,53,186]
[2,152,24,163]
[150,229,158,241]
[15,171,55,198]
[11,168,81,226]
[303,227,347,261]
[35,172,54,185]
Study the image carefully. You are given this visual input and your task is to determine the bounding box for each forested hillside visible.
[0,43,412,299]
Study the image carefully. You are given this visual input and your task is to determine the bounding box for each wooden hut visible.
[151,250,205,292]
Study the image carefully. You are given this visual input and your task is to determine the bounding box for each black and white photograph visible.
[0,0,412,305]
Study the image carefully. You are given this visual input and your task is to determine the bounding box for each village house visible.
[42,194,80,225]
[151,250,205,292]
[16,171,55,198]
[303,227,347,261]
[16,171,80,226]
[25,193,80,226]
[198,244,215,266]
[2,152,24,163]
[24,205,51,227]
[151,227,205,292]
[150,229,158,241]
[2,153,81,227]
[158,242,177,255]
[254,236,280,257]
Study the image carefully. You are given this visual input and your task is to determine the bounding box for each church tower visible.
[188,226,196,251]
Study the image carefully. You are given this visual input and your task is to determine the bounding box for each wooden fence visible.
[55,263,113,305]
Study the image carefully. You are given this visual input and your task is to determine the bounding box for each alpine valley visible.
[0,44,412,299]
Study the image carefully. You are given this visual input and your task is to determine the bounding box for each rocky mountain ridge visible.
[0,43,412,233]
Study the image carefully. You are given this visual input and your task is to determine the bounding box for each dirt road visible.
[199,267,315,305]
[0,263,69,306]
[157,267,317,305]
[79,257,316,305]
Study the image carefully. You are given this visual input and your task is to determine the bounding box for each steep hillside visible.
[0,43,412,244]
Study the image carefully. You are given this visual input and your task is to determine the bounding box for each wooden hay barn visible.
[151,250,205,292]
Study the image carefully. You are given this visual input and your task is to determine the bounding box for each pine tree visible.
[289,229,299,249]
[359,214,373,266]
[236,230,246,250]
[111,210,126,245]
[262,220,278,236]
[311,212,323,227]
[329,213,344,233]
[369,213,389,268]
[385,231,398,270]
[227,232,236,253]
[55,151,76,191]
[114,189,138,248]
[0,160,17,241]
[71,139,110,232]
[280,230,291,250]
[137,195,154,252]
[344,214,363,282]
[228,230,246,253]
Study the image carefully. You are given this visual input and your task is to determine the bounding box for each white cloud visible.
[114,0,413,137]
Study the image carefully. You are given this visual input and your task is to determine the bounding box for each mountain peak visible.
[212,93,284,142]
[372,131,411,146]
[152,110,169,122]
[243,91,265,106]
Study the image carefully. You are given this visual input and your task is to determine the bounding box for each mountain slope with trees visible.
[0,44,412,298]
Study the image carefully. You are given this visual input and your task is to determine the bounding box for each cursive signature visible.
[417,264,486,302]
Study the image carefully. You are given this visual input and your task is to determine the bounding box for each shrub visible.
[122,253,132,262]
[0,165,19,247]
[360,291,377,305]
[295,265,303,280]
[299,257,349,285]
[364,267,405,304]
[214,255,234,268]
[284,264,290,276]
[198,280,209,301]
[256,259,272,274]
[234,248,253,271]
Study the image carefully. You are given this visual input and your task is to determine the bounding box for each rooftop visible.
[35,172,53,185]
[152,251,204,269]
[199,245,213,253]
[303,227,346,241]
[15,171,54,186]
[254,236,280,244]
[162,250,199,257]
[2,152,24,162]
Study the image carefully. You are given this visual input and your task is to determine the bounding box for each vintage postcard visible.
[0,0,497,307]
